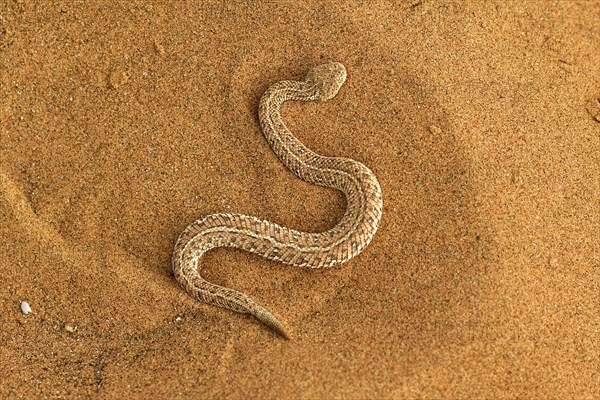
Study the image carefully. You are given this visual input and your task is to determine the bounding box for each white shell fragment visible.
[20,301,31,315]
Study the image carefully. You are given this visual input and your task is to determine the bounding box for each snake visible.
[172,62,383,339]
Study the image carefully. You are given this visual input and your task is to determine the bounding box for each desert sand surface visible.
[1,1,598,398]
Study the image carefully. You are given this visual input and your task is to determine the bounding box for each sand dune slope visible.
[0,1,598,398]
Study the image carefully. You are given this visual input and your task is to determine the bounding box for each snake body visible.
[172,62,383,338]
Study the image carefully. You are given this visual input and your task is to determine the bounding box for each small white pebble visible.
[20,301,31,314]
[142,71,149,77]
[65,325,76,333]
[175,315,183,322]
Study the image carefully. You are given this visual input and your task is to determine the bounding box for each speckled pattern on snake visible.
[172,62,383,339]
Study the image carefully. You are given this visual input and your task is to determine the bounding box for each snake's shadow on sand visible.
[211,57,494,356]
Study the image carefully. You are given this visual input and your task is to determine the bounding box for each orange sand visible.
[1,1,598,398]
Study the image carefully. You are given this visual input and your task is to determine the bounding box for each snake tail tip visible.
[253,308,292,340]
[266,318,293,340]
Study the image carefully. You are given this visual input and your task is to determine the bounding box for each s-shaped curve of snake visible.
[172,62,383,339]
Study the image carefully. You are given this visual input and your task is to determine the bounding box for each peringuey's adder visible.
[172,62,383,339]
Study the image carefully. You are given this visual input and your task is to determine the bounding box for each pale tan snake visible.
[172,62,383,339]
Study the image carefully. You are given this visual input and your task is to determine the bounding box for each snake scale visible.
[172,62,383,339]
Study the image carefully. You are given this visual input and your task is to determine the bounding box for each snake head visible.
[305,62,347,101]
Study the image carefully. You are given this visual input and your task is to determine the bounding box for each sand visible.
[1,1,598,398]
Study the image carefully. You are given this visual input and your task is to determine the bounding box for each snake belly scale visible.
[172,62,383,339]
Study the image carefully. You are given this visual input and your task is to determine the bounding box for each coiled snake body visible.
[172,62,383,338]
